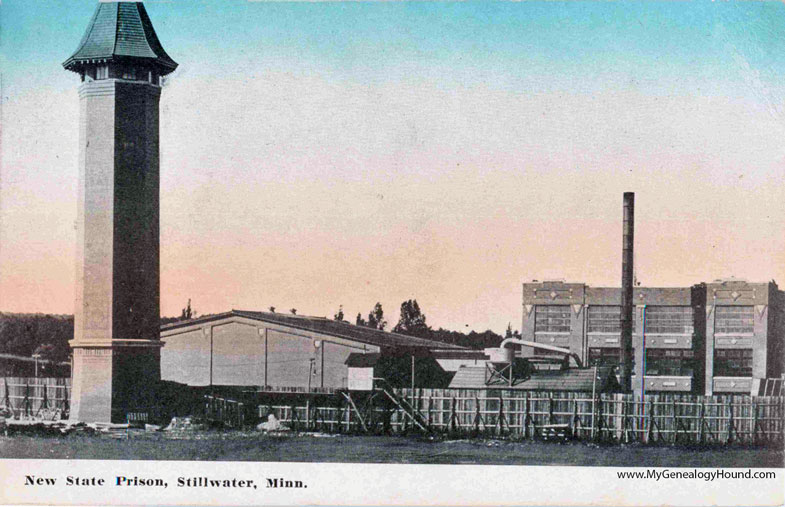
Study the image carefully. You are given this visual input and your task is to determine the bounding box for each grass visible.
[1,432,783,467]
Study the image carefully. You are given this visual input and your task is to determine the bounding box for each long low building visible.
[521,278,784,395]
[160,310,464,390]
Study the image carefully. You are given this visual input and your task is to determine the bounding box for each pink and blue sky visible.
[1,1,783,332]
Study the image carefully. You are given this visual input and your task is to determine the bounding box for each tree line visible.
[337,299,510,350]
[0,298,515,373]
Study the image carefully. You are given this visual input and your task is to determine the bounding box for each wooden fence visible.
[204,395,246,428]
[259,388,785,446]
[0,377,71,419]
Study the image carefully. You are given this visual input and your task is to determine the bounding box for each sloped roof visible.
[449,366,617,391]
[344,353,381,368]
[63,2,177,74]
[161,310,465,351]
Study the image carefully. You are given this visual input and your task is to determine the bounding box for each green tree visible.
[393,299,430,338]
[367,302,387,330]
[180,299,195,321]
[355,313,367,327]
[334,305,345,321]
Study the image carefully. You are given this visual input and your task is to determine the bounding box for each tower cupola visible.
[63,2,178,84]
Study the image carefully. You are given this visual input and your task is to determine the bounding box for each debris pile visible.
[256,413,289,432]
[163,416,207,437]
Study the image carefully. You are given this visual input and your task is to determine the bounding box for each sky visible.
[1,1,784,334]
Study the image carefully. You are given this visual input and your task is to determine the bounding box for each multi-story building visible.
[521,279,783,395]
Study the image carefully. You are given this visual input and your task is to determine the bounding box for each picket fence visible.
[0,377,71,419]
[259,388,785,446]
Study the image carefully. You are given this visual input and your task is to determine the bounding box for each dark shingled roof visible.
[161,310,465,351]
[63,2,177,74]
[449,366,618,392]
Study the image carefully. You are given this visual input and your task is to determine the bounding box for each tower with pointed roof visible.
[64,1,177,422]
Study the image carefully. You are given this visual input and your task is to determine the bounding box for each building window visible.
[589,347,620,369]
[645,349,695,377]
[122,67,136,80]
[715,306,754,334]
[588,306,621,333]
[644,306,693,334]
[534,305,571,333]
[96,65,108,80]
[714,349,753,377]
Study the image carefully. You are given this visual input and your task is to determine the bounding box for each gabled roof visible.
[63,2,177,75]
[161,309,465,351]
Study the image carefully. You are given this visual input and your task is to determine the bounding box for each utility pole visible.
[620,192,635,393]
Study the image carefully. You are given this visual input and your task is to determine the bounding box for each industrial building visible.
[521,278,784,395]
[160,310,465,391]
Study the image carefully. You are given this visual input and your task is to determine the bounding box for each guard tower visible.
[63,2,177,422]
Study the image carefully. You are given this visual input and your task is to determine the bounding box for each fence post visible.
[449,397,457,434]
[752,399,758,446]
[595,395,603,442]
[780,397,785,446]
[497,396,506,436]
[473,397,481,435]
[523,392,530,439]
[570,399,579,438]
[620,396,627,443]
[547,392,553,426]
[698,400,705,444]
[646,398,655,444]
[671,399,679,445]
[726,400,734,445]
[290,404,298,432]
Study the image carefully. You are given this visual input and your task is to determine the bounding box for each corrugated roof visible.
[161,310,465,351]
[449,366,617,391]
[63,2,177,74]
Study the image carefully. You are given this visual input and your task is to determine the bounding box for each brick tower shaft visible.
[64,2,177,423]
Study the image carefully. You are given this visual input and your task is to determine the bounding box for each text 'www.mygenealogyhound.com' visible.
[616,469,777,481]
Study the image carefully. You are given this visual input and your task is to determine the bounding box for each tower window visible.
[588,306,621,333]
[645,349,695,377]
[123,67,137,80]
[644,306,693,334]
[96,65,108,80]
[714,349,753,377]
[715,306,754,334]
[534,305,571,333]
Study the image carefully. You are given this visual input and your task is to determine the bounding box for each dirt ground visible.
[1,432,783,467]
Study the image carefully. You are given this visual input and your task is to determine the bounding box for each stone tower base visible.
[69,340,163,423]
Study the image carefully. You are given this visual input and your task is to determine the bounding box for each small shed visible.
[345,352,454,391]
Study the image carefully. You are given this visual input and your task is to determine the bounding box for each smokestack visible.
[620,192,635,393]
